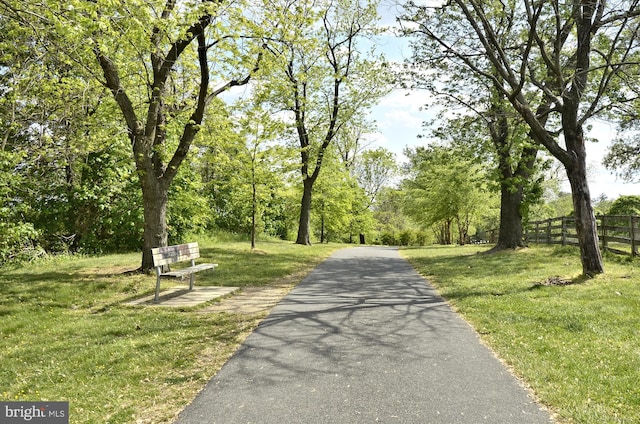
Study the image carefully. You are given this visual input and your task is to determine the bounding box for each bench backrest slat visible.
[151,242,200,267]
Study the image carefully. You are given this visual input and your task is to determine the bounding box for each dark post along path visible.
[176,246,553,424]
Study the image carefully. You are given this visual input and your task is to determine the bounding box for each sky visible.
[366,1,640,200]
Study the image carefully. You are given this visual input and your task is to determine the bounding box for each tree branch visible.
[164,31,211,183]
[94,49,142,143]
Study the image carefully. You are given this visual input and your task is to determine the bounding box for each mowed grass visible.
[0,238,342,423]
[401,244,640,424]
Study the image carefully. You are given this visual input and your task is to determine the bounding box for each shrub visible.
[380,231,397,246]
[399,230,416,246]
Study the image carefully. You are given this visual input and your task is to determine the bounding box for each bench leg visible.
[155,270,162,302]
[189,259,196,290]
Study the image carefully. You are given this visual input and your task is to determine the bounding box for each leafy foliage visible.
[604,132,640,183]
[398,0,640,274]
[402,145,497,245]
[5,0,637,266]
[199,100,298,243]
[608,195,640,216]
[259,0,392,244]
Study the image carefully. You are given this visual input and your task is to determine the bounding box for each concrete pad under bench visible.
[126,286,239,307]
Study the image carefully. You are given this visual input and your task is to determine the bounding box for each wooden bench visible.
[151,242,218,302]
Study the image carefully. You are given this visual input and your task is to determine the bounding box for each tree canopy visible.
[1,0,639,268]
[400,0,640,275]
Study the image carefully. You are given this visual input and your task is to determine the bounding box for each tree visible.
[263,0,391,245]
[229,101,291,249]
[401,8,543,250]
[0,149,39,263]
[608,195,640,216]
[0,5,144,256]
[15,0,277,270]
[199,100,296,243]
[242,107,289,249]
[349,147,397,243]
[604,132,640,182]
[429,111,541,250]
[96,2,269,270]
[371,187,429,245]
[0,13,44,260]
[603,52,640,181]
[353,147,398,206]
[400,0,640,275]
[314,155,363,243]
[402,145,493,245]
[329,116,397,243]
[333,115,372,169]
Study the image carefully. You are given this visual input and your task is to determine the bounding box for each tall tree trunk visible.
[486,91,538,252]
[296,178,313,245]
[457,213,469,245]
[493,146,537,250]
[561,2,603,275]
[565,133,604,275]
[496,184,525,248]
[251,180,257,250]
[140,171,169,271]
[437,219,452,245]
[320,201,326,244]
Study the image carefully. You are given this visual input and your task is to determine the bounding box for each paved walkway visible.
[175,246,554,424]
[125,286,239,307]
[201,283,296,315]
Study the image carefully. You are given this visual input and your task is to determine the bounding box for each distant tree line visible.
[2,0,640,280]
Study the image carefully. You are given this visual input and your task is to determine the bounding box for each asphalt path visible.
[176,246,553,424]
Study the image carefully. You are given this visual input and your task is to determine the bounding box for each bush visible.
[415,231,430,246]
[608,195,640,216]
[380,231,397,246]
[0,222,43,265]
[398,230,416,246]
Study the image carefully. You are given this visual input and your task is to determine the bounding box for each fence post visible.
[631,216,637,256]
[561,217,567,246]
[546,219,551,245]
[601,215,608,252]
[535,221,539,244]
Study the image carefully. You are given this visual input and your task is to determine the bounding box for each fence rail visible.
[525,215,639,256]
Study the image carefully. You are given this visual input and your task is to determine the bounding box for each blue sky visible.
[367,1,640,199]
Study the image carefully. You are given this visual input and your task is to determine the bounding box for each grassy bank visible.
[401,244,640,424]
[0,239,341,423]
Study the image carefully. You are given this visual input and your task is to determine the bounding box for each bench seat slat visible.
[158,263,218,279]
[152,243,198,255]
[153,253,196,266]
[152,242,201,267]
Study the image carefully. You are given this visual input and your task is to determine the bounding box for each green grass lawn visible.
[4,240,638,423]
[401,244,640,424]
[0,238,341,423]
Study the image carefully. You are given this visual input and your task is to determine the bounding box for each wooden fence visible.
[525,215,639,256]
